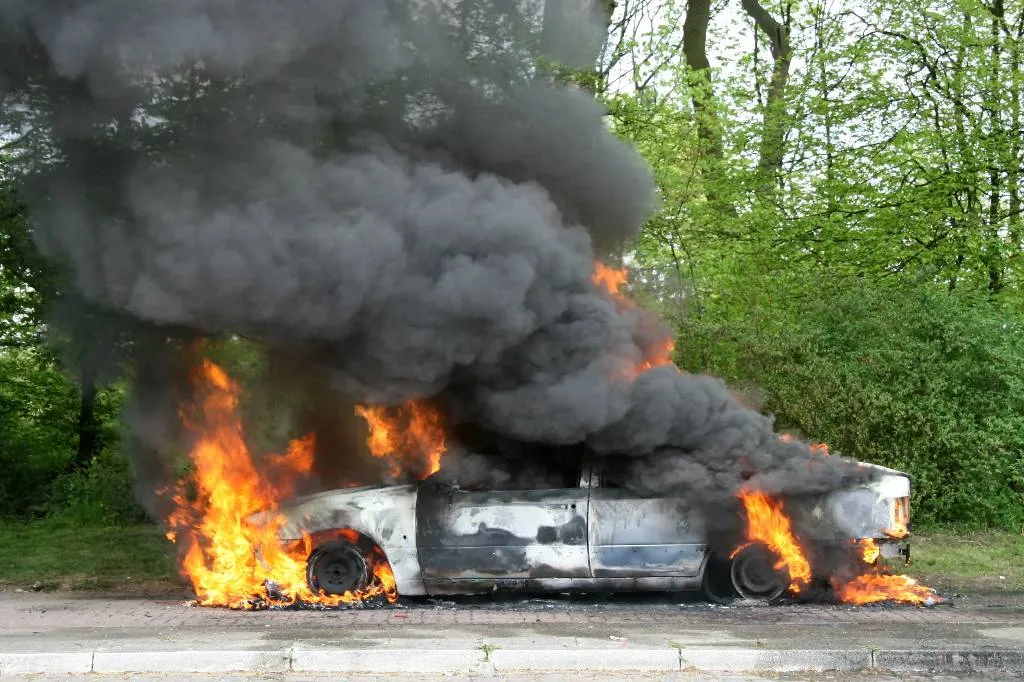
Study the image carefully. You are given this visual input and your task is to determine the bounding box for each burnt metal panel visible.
[416,481,590,579]
[588,489,704,577]
[422,575,704,596]
[276,485,426,595]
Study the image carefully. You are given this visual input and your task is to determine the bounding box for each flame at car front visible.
[165,359,397,609]
[354,402,447,480]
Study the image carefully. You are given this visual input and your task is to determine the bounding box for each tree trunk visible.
[740,0,793,185]
[1006,10,1022,258]
[72,362,100,471]
[983,0,1006,294]
[682,0,721,161]
[682,0,736,215]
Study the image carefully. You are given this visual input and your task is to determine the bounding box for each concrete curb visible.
[2,647,1023,676]
[92,649,290,674]
[874,649,1024,673]
[680,648,871,672]
[0,653,92,676]
[291,648,485,674]
[490,648,680,672]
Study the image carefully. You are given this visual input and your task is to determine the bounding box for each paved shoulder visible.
[1,593,1022,676]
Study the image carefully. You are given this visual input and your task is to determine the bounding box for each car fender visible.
[277,484,425,595]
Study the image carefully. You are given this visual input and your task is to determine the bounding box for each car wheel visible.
[701,553,736,605]
[306,541,369,596]
[729,543,789,601]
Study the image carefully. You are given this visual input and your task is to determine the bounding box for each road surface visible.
[1,589,1022,677]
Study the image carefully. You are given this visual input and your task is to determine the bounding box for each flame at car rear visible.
[835,573,939,605]
[733,490,813,594]
[834,538,940,605]
[886,497,910,538]
[732,489,941,605]
[166,359,397,609]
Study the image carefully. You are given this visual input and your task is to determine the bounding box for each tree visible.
[606,0,1024,526]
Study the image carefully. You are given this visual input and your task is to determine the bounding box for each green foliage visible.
[0,348,77,517]
[0,347,136,520]
[49,444,149,525]
[675,277,1024,527]
[611,0,1024,528]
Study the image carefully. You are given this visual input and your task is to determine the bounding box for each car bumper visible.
[877,538,911,565]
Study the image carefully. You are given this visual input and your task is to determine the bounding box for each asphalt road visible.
[1,590,1022,677]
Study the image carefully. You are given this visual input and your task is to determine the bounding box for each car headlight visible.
[827,489,893,538]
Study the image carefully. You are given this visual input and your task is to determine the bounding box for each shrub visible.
[678,279,1024,528]
[49,445,150,525]
[0,349,78,517]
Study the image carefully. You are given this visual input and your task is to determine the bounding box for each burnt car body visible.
[269,457,912,601]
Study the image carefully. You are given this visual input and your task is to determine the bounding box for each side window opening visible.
[431,449,583,491]
[591,457,632,489]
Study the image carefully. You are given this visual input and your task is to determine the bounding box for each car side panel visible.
[588,490,705,577]
[421,575,705,595]
[415,482,590,581]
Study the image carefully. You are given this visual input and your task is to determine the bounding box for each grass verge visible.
[0,517,178,594]
[904,527,1024,592]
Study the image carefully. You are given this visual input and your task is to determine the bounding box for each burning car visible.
[265,455,913,604]
[168,360,937,609]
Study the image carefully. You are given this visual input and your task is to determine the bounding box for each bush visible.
[678,279,1024,528]
[49,445,150,525]
[0,348,144,523]
[0,348,78,517]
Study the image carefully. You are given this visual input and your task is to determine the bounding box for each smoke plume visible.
[0,0,870,510]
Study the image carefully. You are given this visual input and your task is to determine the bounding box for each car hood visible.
[282,483,417,511]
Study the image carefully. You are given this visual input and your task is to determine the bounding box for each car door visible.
[416,474,590,581]
[586,464,704,577]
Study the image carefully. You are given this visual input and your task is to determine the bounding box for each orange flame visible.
[779,433,829,456]
[354,400,446,480]
[859,538,881,564]
[166,359,397,609]
[732,490,812,594]
[810,442,830,456]
[592,261,676,375]
[885,497,910,538]
[832,534,942,606]
[641,336,676,370]
[835,573,939,606]
[592,261,629,295]
[732,482,941,605]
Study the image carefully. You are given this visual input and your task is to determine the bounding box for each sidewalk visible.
[1,592,1022,675]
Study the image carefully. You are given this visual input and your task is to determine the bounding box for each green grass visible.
[904,527,1024,592]
[0,517,177,591]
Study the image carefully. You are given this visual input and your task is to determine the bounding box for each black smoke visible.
[0,0,870,514]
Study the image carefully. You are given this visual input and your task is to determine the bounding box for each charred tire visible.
[306,541,369,596]
[701,554,736,604]
[729,543,788,601]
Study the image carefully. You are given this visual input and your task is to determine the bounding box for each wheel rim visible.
[309,544,368,596]
[730,544,788,601]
